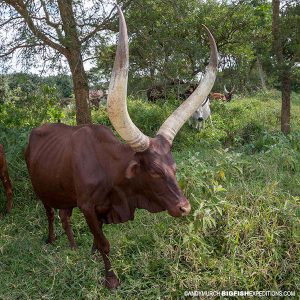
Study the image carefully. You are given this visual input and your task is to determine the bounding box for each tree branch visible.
[80,6,117,44]
[0,42,44,58]
[0,15,23,27]
[3,0,67,55]
[80,0,134,44]
[40,0,65,44]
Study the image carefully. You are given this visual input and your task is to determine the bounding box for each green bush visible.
[0,85,65,128]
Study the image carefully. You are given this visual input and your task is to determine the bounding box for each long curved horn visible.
[107,6,149,152]
[224,85,229,94]
[157,26,218,144]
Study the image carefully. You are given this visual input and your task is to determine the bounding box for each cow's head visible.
[224,85,235,102]
[124,135,190,217]
[193,110,204,122]
[193,98,211,122]
[107,6,218,217]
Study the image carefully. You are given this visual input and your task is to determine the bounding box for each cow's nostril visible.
[180,206,187,212]
[179,204,191,215]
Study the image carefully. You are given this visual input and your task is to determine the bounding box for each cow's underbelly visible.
[31,169,77,208]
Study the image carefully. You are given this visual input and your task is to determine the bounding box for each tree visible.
[0,1,131,124]
[45,74,73,98]
[272,0,299,134]
[93,0,274,94]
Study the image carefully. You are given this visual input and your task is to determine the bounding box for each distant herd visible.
[0,5,235,290]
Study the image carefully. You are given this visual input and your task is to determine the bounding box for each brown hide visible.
[210,92,226,101]
[0,144,13,213]
[210,91,234,102]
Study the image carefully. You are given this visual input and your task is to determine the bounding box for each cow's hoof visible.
[69,242,78,250]
[46,236,56,244]
[91,245,97,255]
[6,202,12,213]
[105,276,120,290]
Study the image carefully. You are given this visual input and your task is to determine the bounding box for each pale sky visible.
[0,0,115,75]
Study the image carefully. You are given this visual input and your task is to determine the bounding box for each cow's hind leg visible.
[44,204,56,244]
[59,208,77,249]
[5,181,13,213]
[91,237,97,254]
[80,205,119,289]
[1,173,13,213]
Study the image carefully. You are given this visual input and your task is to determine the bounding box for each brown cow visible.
[224,85,235,102]
[210,92,226,101]
[25,6,218,289]
[0,144,13,213]
[89,89,108,109]
[146,84,165,101]
[210,85,235,102]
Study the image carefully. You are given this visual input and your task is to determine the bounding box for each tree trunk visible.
[272,0,291,134]
[68,51,91,125]
[58,0,91,125]
[257,56,267,90]
[281,69,291,134]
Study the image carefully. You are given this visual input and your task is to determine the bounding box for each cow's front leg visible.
[5,185,13,213]
[91,237,97,254]
[196,121,202,131]
[80,205,119,289]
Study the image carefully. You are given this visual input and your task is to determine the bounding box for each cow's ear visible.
[125,160,140,179]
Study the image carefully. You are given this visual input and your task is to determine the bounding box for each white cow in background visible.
[189,97,212,130]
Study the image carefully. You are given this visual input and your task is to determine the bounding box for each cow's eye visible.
[149,169,163,178]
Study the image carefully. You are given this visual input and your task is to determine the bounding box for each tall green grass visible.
[0,90,299,299]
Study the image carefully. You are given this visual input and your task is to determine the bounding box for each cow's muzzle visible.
[168,199,191,217]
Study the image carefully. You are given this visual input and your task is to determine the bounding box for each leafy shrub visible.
[0,85,64,128]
